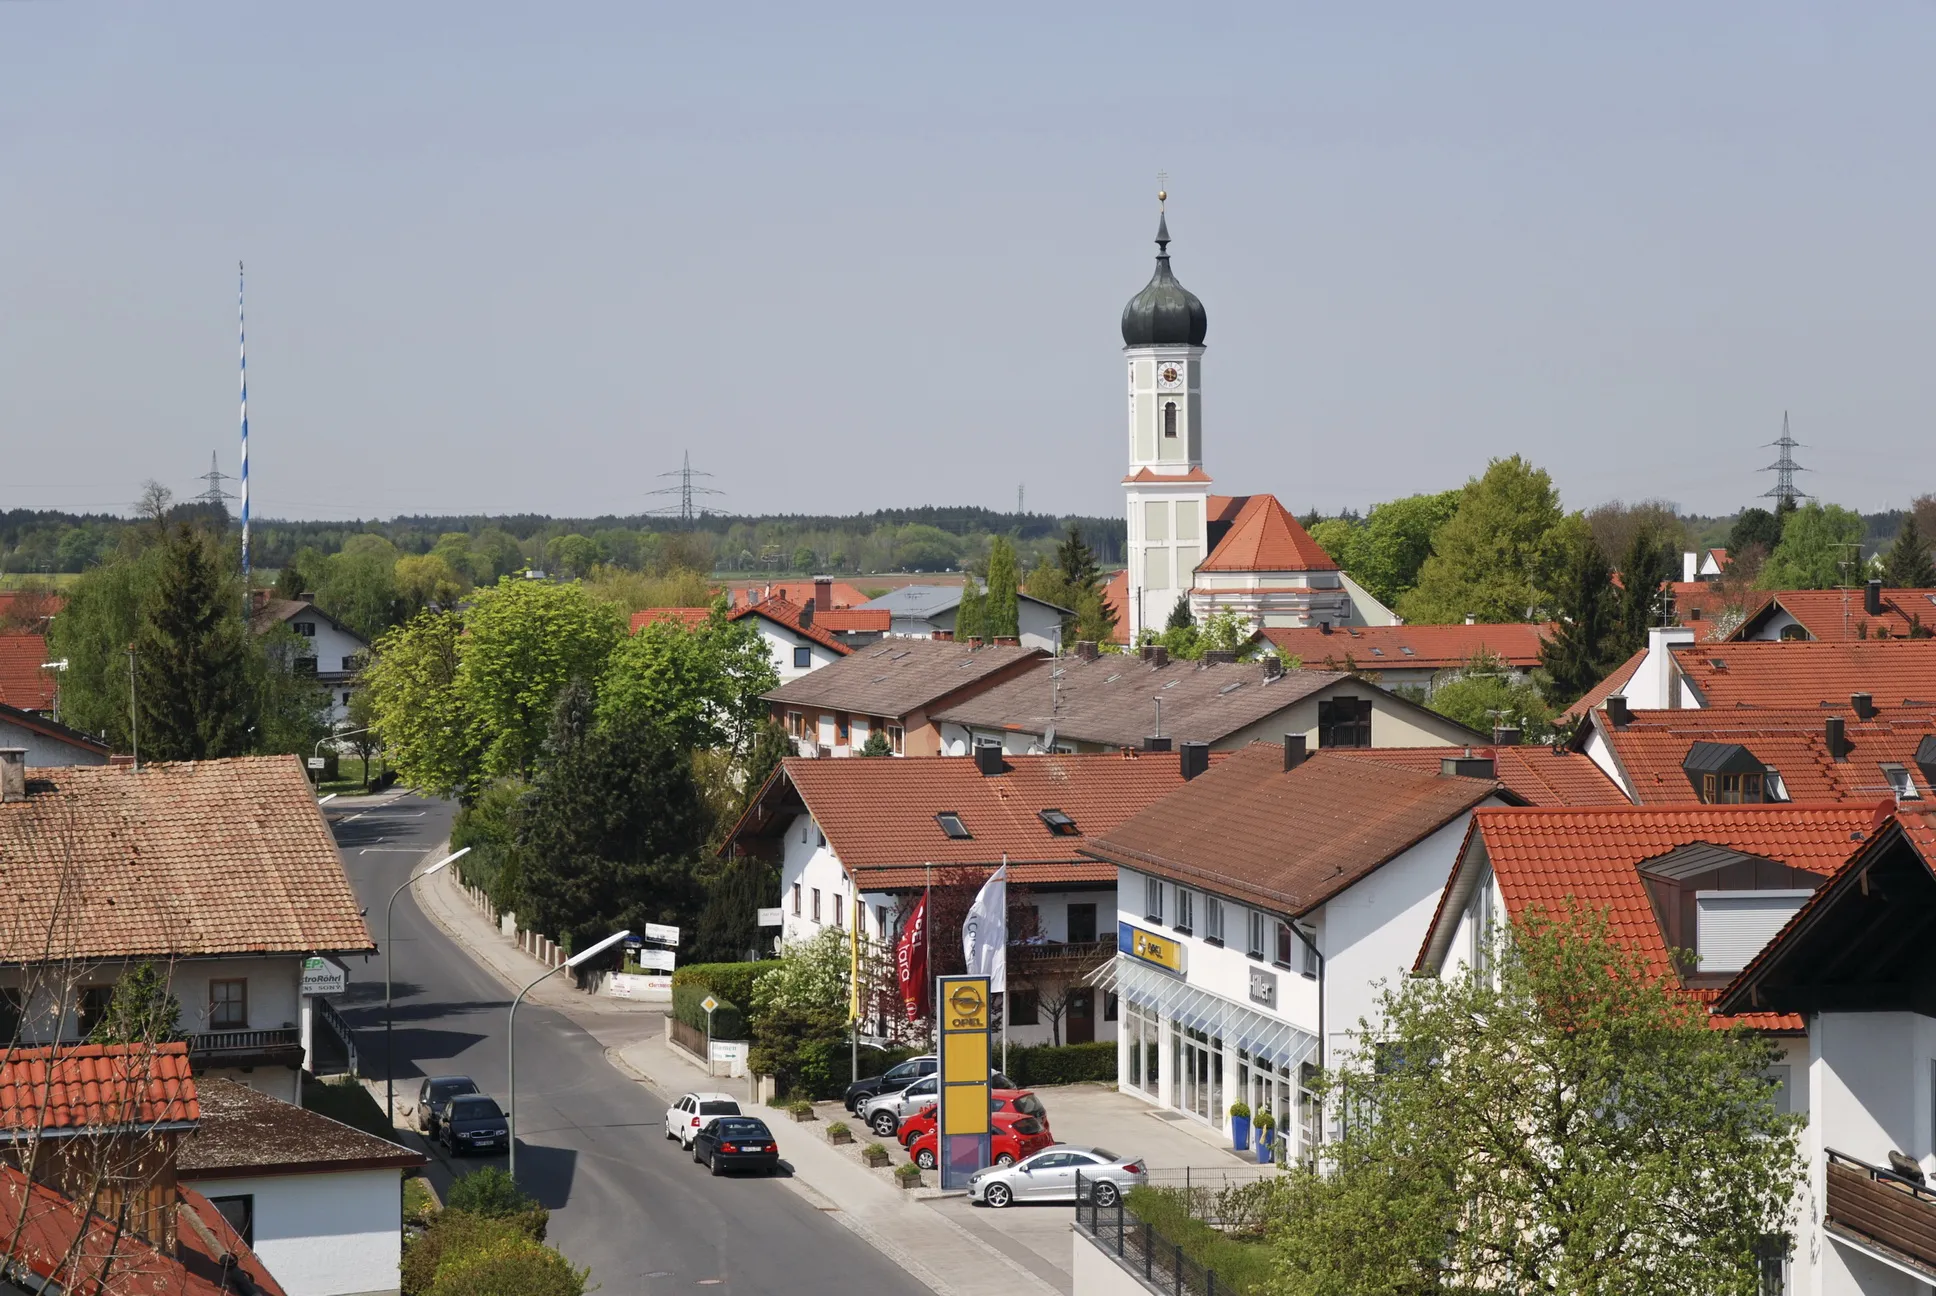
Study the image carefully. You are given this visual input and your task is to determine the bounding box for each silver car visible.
[860,1074,940,1137]
[967,1145,1147,1209]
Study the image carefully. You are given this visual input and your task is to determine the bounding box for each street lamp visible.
[384,847,470,1124]
[507,928,631,1182]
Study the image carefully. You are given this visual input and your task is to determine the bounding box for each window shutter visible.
[1695,892,1814,974]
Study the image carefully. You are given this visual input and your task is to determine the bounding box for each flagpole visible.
[850,874,859,1085]
[238,261,251,609]
[925,863,934,1048]
[1000,854,1009,1077]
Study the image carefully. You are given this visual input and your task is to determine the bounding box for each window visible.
[1104,992,1118,1022]
[1298,1063,1321,1163]
[1317,696,1372,748]
[1038,808,1078,836]
[1701,772,1765,804]
[1067,903,1097,943]
[1247,911,1266,959]
[76,986,113,1039]
[1297,925,1319,978]
[1174,888,1195,934]
[811,889,821,922]
[1204,897,1225,944]
[836,714,851,744]
[936,812,971,840]
[832,893,844,928]
[1274,920,1295,968]
[209,979,248,1030]
[785,646,809,670]
[209,1195,255,1248]
[0,988,21,1043]
[876,905,889,941]
[1884,764,1920,799]
[792,883,802,916]
[340,657,359,672]
[1145,876,1164,923]
[1007,988,1040,1025]
[886,724,905,755]
[1163,401,1177,438]
[292,621,316,638]
[1756,1235,1790,1296]
[293,657,319,678]
[786,711,805,739]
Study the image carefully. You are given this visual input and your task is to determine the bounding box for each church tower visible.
[1120,190,1211,642]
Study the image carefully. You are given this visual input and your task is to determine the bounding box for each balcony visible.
[1826,1149,1936,1281]
[186,1027,304,1070]
[1009,939,1117,970]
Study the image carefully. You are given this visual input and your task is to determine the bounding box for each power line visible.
[1760,410,1813,506]
[195,450,237,508]
[643,450,726,527]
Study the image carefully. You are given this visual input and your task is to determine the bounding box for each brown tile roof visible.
[0,756,374,961]
[932,655,1350,749]
[0,1042,199,1133]
[0,633,58,712]
[1258,622,1553,672]
[731,596,852,655]
[631,607,713,632]
[1584,706,1936,804]
[1198,494,1338,573]
[1732,588,1936,642]
[177,1078,423,1178]
[1673,639,1936,710]
[1560,646,1647,722]
[1327,744,1626,807]
[247,597,367,647]
[735,750,1216,889]
[764,638,1045,719]
[1084,745,1503,915]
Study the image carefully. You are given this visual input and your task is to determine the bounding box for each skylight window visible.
[1218,681,1243,695]
[1370,647,1384,656]
[1400,646,1415,656]
[1038,808,1078,836]
[936,812,972,840]
[1883,764,1920,800]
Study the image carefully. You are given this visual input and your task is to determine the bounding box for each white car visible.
[665,1092,742,1149]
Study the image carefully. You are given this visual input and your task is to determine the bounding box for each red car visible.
[897,1090,1053,1147]
[906,1118,1052,1170]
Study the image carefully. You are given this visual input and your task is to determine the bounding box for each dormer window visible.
[936,812,971,840]
[1882,764,1920,800]
[1637,841,1821,985]
[1683,742,1769,804]
[1038,808,1078,836]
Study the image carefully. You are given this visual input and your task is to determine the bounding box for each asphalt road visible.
[329,791,931,1296]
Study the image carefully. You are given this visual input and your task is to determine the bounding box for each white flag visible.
[962,864,1008,994]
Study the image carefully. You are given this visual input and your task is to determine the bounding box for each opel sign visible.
[947,982,987,1029]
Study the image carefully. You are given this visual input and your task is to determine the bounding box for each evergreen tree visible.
[88,962,183,1044]
[1056,523,1101,594]
[1726,507,1782,557]
[690,854,780,964]
[984,536,1020,639]
[1611,529,1675,660]
[1883,513,1936,588]
[955,574,986,641]
[1539,535,1617,706]
[134,523,254,760]
[1165,593,1194,630]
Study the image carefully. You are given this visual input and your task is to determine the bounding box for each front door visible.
[1066,989,1095,1044]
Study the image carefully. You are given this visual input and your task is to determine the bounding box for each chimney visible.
[1682,552,1698,583]
[1491,725,1522,747]
[933,629,954,641]
[1203,650,1237,665]
[1464,613,1476,626]
[1319,623,1332,635]
[973,740,1005,776]
[1075,640,1100,661]
[1686,606,1702,622]
[0,750,24,803]
[1263,655,1284,680]
[1852,692,1876,720]
[1179,741,1210,781]
[250,589,267,612]
[1283,734,1307,771]
[298,591,316,603]
[1441,754,1497,780]
[799,598,815,628]
[993,636,1020,647]
[968,636,984,649]
[1605,694,1633,728]
[1825,716,1849,761]
[1866,579,1884,617]
[815,576,834,610]
[1140,644,1155,662]
[1150,646,1169,667]
[1143,735,1173,753]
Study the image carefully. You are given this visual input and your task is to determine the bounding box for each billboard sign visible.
[936,974,992,1190]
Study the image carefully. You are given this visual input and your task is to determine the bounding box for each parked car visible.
[418,1075,479,1136]
[907,1119,1051,1170]
[897,1090,1054,1147]
[665,1092,743,1149]
[860,1069,1015,1138]
[843,1056,936,1112]
[967,1146,1147,1209]
[692,1115,781,1177]
[439,1094,510,1156]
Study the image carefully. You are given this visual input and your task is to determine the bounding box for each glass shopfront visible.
[1174,1025,1223,1123]
[1123,1001,1160,1096]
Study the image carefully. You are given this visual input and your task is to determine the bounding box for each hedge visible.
[672,984,744,1040]
[670,960,782,1004]
[1004,1041,1117,1087]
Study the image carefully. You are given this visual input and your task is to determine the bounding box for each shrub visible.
[862,1142,889,1160]
[1004,1041,1117,1087]
[672,982,744,1040]
[894,1162,923,1184]
[301,1074,400,1142]
[827,1121,850,1137]
[428,1233,588,1296]
[671,959,784,1007]
[1124,1186,1280,1294]
[788,1099,816,1119]
[1228,1101,1251,1120]
[401,1213,526,1295]
[749,1003,847,1098]
[444,1167,548,1240]
[403,1176,438,1228]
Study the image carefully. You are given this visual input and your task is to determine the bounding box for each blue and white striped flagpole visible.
[239,262,251,600]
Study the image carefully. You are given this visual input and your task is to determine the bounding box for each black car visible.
[440,1094,510,1156]
[692,1116,780,1176]
[419,1075,479,1136]
[843,1055,937,1112]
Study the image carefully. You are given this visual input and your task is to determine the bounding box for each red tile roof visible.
[1418,802,1880,1030]
[1328,744,1626,807]
[1258,622,1553,672]
[1733,588,1936,642]
[811,608,892,634]
[730,596,853,655]
[0,756,375,961]
[0,633,58,712]
[0,589,63,629]
[1667,582,1767,631]
[1122,467,1214,484]
[0,1043,199,1133]
[1207,496,1248,525]
[1198,494,1338,574]
[631,607,713,632]
[1672,639,1936,710]
[734,750,1220,890]
[1085,745,1503,915]
[1098,571,1130,645]
[729,580,872,611]
[1584,706,1936,804]
[1560,646,1647,722]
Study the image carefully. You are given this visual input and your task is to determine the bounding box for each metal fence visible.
[1074,1172,1234,1296]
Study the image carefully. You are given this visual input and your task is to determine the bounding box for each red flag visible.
[897,892,930,1022]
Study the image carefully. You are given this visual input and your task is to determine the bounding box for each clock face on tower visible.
[1156,364,1184,391]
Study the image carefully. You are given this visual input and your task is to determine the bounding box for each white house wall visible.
[0,718,106,766]
[759,624,843,684]
[180,1166,406,1296]
[778,813,849,947]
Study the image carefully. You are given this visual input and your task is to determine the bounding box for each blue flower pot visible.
[1256,1131,1273,1164]
[1230,1115,1250,1151]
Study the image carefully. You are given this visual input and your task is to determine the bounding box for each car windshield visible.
[1010,1117,1043,1136]
[699,1101,740,1116]
[1013,1095,1046,1117]
[886,1062,917,1079]
[451,1097,503,1119]
[714,1120,769,1138]
[430,1080,476,1100]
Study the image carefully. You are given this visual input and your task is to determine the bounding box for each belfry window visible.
[1163,401,1177,438]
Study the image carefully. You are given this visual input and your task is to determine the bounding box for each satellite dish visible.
[1042,724,1057,751]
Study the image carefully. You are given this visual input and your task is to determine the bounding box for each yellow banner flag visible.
[849,888,861,1023]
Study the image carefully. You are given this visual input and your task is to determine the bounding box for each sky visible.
[4,3,1934,525]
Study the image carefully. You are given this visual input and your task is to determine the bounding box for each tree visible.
[1165,593,1193,631]
[1585,499,1689,570]
[1306,518,1359,570]
[1610,527,1675,660]
[1726,507,1783,557]
[88,963,182,1044]
[364,609,480,798]
[251,623,333,756]
[1070,585,1118,645]
[1882,513,1936,588]
[859,729,892,756]
[1539,534,1617,707]
[955,574,986,641]
[597,601,776,756]
[1270,903,1802,1295]
[791,545,817,574]
[459,578,625,780]
[545,534,598,578]
[317,535,404,640]
[689,853,780,965]
[1396,458,1570,624]
[1347,490,1462,608]
[395,553,468,619]
[344,686,383,786]
[1057,523,1102,593]
[47,548,162,751]
[1426,653,1555,740]
[984,536,1019,639]
[1759,502,1867,590]
[516,685,711,957]
[133,524,254,760]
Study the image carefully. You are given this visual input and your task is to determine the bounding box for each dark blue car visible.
[440,1094,509,1156]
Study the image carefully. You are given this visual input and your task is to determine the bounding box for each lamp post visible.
[384,847,470,1124]
[508,929,630,1183]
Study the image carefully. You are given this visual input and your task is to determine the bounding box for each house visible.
[633,597,856,683]
[0,700,111,766]
[1326,739,1626,806]
[1729,581,1936,643]
[0,752,375,1103]
[1079,741,1518,1152]
[250,595,370,728]
[1684,548,1731,581]
[1251,622,1554,697]
[1716,806,1936,1295]
[857,584,1070,655]
[1413,803,1891,1296]
[763,638,1046,757]
[1567,629,1936,717]
[0,587,62,631]
[0,632,58,715]
[631,607,714,632]
[931,645,1483,756]
[729,577,873,612]
[177,1078,424,1296]
[0,1041,289,1296]
[725,747,1220,1045]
